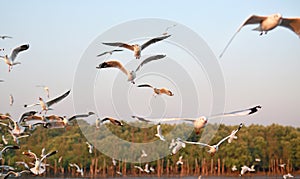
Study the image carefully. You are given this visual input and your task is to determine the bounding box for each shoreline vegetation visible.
[1,119,299,178]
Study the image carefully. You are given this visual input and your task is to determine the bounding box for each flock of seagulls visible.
[1,12,299,178]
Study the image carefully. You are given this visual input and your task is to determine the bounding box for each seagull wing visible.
[2,145,20,152]
[141,35,171,50]
[41,150,58,161]
[137,84,154,88]
[102,42,134,51]
[216,123,243,146]
[22,151,37,160]
[156,124,162,135]
[183,140,211,147]
[131,115,151,122]
[219,15,268,58]
[46,90,71,107]
[97,61,129,77]
[209,106,261,119]
[10,44,29,62]
[67,113,92,122]
[280,17,300,37]
[96,51,108,57]
[135,54,166,72]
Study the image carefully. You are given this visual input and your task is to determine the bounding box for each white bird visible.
[283,173,294,179]
[36,85,50,98]
[0,145,20,160]
[137,84,174,97]
[96,49,123,57]
[279,163,286,168]
[150,166,155,173]
[112,158,117,166]
[9,94,14,106]
[0,36,12,40]
[22,150,57,175]
[240,165,255,176]
[1,170,30,178]
[169,138,186,155]
[144,163,150,173]
[86,141,93,154]
[220,13,300,58]
[24,90,71,114]
[100,117,123,126]
[2,135,8,145]
[140,149,148,158]
[231,165,237,171]
[132,106,260,134]
[134,165,144,172]
[0,44,29,72]
[227,123,243,143]
[96,60,136,84]
[69,163,84,177]
[183,123,243,156]
[0,165,15,171]
[176,156,183,165]
[102,35,171,59]
[255,158,261,162]
[155,123,165,141]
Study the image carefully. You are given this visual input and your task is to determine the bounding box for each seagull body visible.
[183,123,243,156]
[231,165,237,171]
[220,13,300,58]
[86,141,93,154]
[134,165,144,172]
[69,163,83,177]
[102,35,170,59]
[100,117,123,126]
[24,90,71,114]
[0,44,29,72]
[0,36,12,40]
[0,145,20,160]
[0,165,15,171]
[144,163,150,173]
[97,49,123,57]
[155,123,165,141]
[176,156,183,165]
[96,60,136,84]
[283,173,294,179]
[240,165,255,176]
[36,85,50,98]
[279,163,286,168]
[227,124,243,143]
[137,84,174,96]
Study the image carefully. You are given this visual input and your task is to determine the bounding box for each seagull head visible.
[38,97,43,101]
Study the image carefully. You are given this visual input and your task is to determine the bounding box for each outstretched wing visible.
[131,115,151,122]
[137,84,153,88]
[183,140,211,148]
[217,123,243,146]
[219,15,268,58]
[280,17,300,37]
[10,44,29,62]
[141,35,171,50]
[46,90,71,107]
[102,42,134,51]
[96,60,129,77]
[209,105,261,119]
[135,54,166,72]
[41,150,58,161]
[68,112,94,122]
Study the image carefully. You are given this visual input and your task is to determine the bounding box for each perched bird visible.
[100,117,123,126]
[155,123,165,141]
[9,94,14,106]
[220,13,300,58]
[69,163,84,177]
[86,141,93,154]
[137,84,174,96]
[102,35,171,59]
[283,173,294,179]
[0,36,12,40]
[183,123,243,156]
[0,44,29,72]
[176,156,183,165]
[133,106,260,134]
[36,85,50,98]
[96,60,136,84]
[0,145,20,160]
[24,90,71,114]
[96,49,123,57]
[240,165,255,176]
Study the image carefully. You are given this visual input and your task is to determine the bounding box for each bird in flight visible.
[102,35,171,59]
[155,123,165,141]
[220,13,300,58]
[0,44,29,72]
[100,117,123,126]
[137,83,174,97]
[0,35,12,40]
[96,49,123,57]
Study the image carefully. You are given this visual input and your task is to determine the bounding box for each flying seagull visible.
[176,156,183,165]
[283,173,294,179]
[137,84,174,96]
[220,13,300,58]
[102,35,171,59]
[36,85,50,98]
[133,105,260,134]
[183,123,243,156]
[96,60,136,84]
[86,141,93,154]
[155,123,165,141]
[0,44,29,72]
[69,163,84,177]
[97,49,123,57]
[0,36,12,39]
[9,94,14,106]
[240,165,255,176]
[100,117,123,126]
[24,90,71,114]
[169,138,186,155]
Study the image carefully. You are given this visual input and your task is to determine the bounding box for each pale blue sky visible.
[0,1,300,126]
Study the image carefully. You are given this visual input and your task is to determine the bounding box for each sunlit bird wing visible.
[46,90,71,107]
[102,42,134,51]
[135,54,166,72]
[280,17,300,37]
[141,35,171,50]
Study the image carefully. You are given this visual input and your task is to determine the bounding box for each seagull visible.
[22,149,57,175]
[96,60,136,84]
[155,123,165,141]
[137,84,174,96]
[9,94,14,106]
[0,145,20,160]
[220,13,300,58]
[69,163,84,177]
[240,165,255,176]
[283,173,294,179]
[150,166,155,173]
[36,85,50,98]
[227,123,243,143]
[183,123,243,156]
[15,161,30,170]
[162,24,177,35]
[0,36,12,40]
[169,138,186,155]
[255,158,261,162]
[0,44,29,72]
[176,156,183,165]
[96,49,123,57]
[144,163,150,173]
[102,35,171,59]
[100,117,123,126]
[1,170,30,178]
[24,90,71,114]
[140,149,148,158]
[86,141,93,154]
[134,165,144,172]
[231,165,237,171]
[279,163,286,168]
[133,106,260,134]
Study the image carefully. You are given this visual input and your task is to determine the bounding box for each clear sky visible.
[1,0,300,127]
